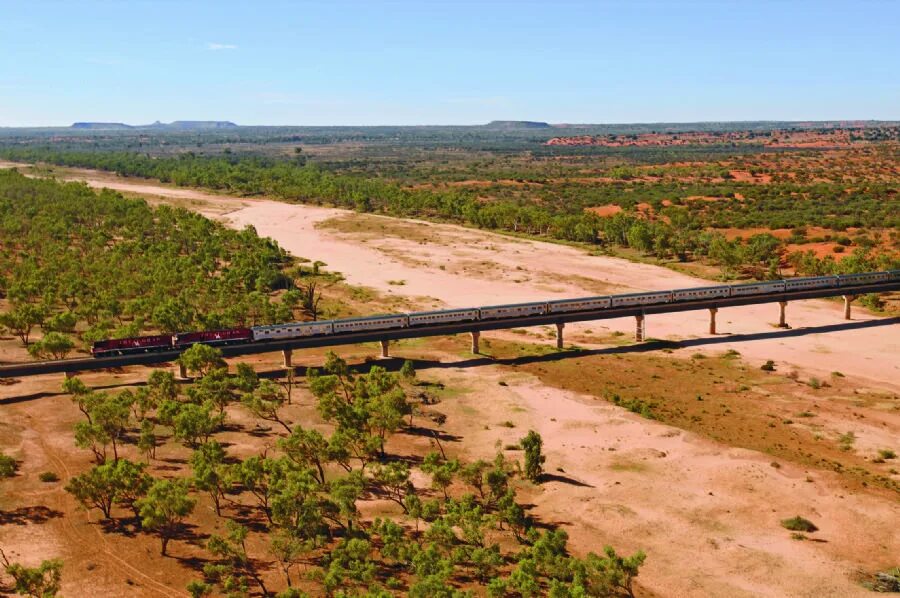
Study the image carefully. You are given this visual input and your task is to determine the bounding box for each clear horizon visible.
[2,0,898,127]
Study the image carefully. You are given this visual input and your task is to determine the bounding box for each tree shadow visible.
[0,505,64,525]
[173,554,209,573]
[403,426,461,443]
[99,516,141,538]
[538,472,594,488]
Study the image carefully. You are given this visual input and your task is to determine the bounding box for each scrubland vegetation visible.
[5,348,645,596]
[0,171,338,358]
[2,124,897,281]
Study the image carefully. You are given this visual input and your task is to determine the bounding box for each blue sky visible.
[1,0,897,126]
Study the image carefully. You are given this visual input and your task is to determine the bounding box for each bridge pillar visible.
[555,323,564,349]
[842,295,856,320]
[778,301,788,328]
[63,371,74,380]
[282,349,293,369]
[380,340,390,359]
[635,315,645,342]
[708,308,718,335]
[470,331,480,354]
[176,361,188,379]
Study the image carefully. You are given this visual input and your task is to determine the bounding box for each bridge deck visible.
[1,281,897,378]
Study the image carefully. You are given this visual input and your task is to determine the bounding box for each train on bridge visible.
[91,271,900,357]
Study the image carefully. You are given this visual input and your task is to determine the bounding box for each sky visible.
[1,0,898,126]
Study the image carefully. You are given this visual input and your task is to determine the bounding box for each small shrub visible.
[721,349,741,359]
[831,371,844,378]
[790,532,806,540]
[39,471,60,483]
[0,453,17,478]
[808,377,821,389]
[878,449,897,460]
[500,420,515,428]
[838,432,856,451]
[781,516,818,533]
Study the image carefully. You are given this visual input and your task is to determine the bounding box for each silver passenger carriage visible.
[730,280,786,296]
[252,321,333,341]
[672,285,731,302]
[408,308,480,326]
[547,296,612,314]
[836,271,892,286]
[478,301,548,320]
[332,314,409,334]
[611,291,673,307]
[784,275,840,291]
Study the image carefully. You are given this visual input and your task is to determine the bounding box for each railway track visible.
[1,280,897,379]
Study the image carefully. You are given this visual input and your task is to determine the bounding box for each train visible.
[91,271,900,357]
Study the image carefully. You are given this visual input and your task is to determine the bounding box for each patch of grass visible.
[609,394,657,419]
[781,516,818,533]
[39,471,60,483]
[838,432,856,452]
[795,411,815,418]
[831,371,844,378]
[499,420,516,428]
[387,279,406,286]
[760,360,776,371]
[877,449,897,460]
[721,349,741,359]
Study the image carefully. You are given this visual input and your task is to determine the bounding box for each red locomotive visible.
[91,334,173,357]
[173,328,253,348]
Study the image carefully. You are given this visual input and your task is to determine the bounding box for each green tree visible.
[171,402,224,448]
[242,379,292,433]
[27,332,75,360]
[521,430,545,483]
[277,425,329,484]
[0,303,47,346]
[422,451,459,500]
[0,550,62,598]
[136,478,197,556]
[138,419,158,461]
[373,461,414,512]
[206,520,269,596]
[65,463,121,519]
[177,344,226,378]
[191,441,229,516]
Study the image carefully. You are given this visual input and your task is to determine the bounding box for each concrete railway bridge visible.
[0,280,897,381]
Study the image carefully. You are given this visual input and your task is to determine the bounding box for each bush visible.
[521,430,545,483]
[760,360,776,371]
[0,453,17,478]
[878,449,897,460]
[39,471,60,483]
[781,516,818,533]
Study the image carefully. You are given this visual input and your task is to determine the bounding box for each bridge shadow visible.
[2,318,896,405]
[278,316,900,377]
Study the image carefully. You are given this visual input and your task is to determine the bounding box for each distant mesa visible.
[483,120,551,130]
[71,122,134,130]
[71,120,238,130]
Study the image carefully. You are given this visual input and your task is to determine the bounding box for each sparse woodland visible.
[39,348,644,597]
[1,143,897,281]
[0,171,332,357]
